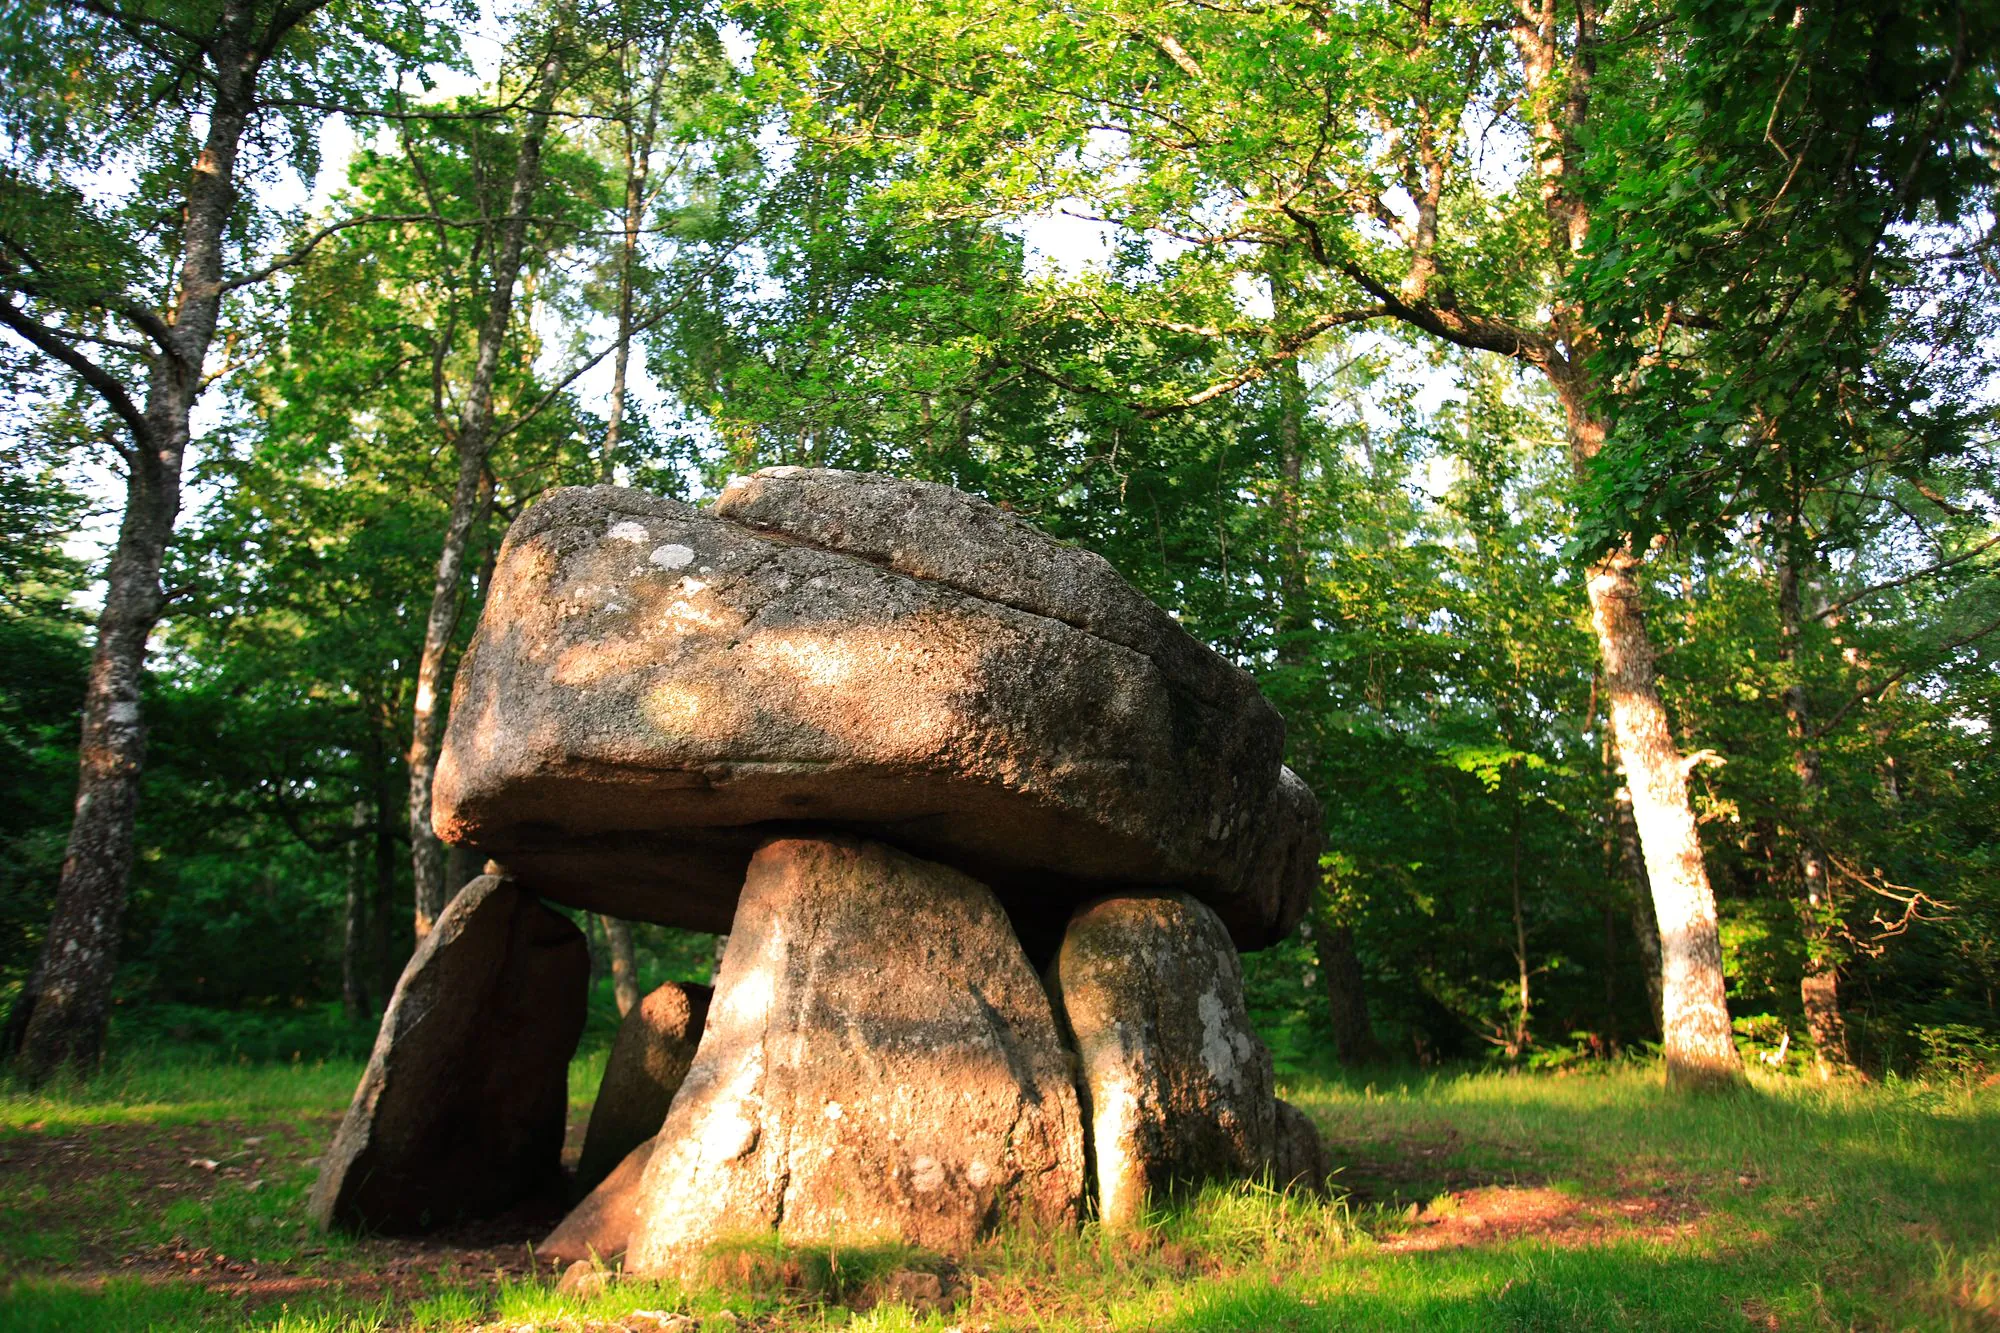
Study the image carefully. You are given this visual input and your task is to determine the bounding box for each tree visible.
[759,0,1753,1083]
[0,0,441,1080]
[1572,0,2000,1074]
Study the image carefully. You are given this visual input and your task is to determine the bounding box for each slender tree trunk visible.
[343,799,371,1023]
[1508,794,1531,1056]
[1554,393,1741,1089]
[1777,546,1854,1078]
[605,917,640,1015]
[1265,276,1384,1066]
[601,56,669,483]
[1320,922,1384,1065]
[15,16,270,1082]
[368,705,401,1002]
[1504,0,1738,1090]
[408,43,566,940]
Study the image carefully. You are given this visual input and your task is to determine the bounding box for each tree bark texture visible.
[1585,549,1740,1087]
[601,52,669,483]
[605,917,640,1016]
[407,43,566,940]
[1616,788,1666,1038]
[344,800,372,1022]
[1319,921,1384,1065]
[1546,384,1739,1089]
[1777,548,1854,1078]
[15,7,284,1081]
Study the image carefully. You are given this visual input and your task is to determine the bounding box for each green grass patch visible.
[0,1056,1993,1330]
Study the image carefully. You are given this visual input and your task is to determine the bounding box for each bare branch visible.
[1814,532,2000,623]
[1814,609,2000,737]
[0,298,149,456]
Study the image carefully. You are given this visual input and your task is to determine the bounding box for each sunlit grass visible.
[0,1058,1993,1330]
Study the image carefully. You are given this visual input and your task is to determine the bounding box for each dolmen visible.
[311,467,1328,1277]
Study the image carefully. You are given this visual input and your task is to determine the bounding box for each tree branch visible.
[1814,532,2000,623]
[0,298,148,456]
[1813,610,2000,737]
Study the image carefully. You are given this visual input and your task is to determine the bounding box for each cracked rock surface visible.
[432,473,1317,948]
[623,835,1084,1276]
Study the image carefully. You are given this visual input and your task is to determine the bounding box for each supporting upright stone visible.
[1049,892,1278,1227]
[624,835,1085,1277]
[576,980,711,1194]
[310,876,588,1233]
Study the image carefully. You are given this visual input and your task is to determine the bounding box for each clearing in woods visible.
[0,1057,1994,1331]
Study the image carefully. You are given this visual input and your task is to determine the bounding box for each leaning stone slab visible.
[1049,892,1278,1227]
[576,980,711,1194]
[623,835,1085,1277]
[432,476,1315,948]
[310,876,587,1233]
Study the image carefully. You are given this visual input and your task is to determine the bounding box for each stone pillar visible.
[623,835,1085,1277]
[1048,892,1278,1227]
[576,980,710,1194]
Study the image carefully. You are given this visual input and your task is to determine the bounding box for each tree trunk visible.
[1777,546,1854,1078]
[1584,549,1741,1087]
[1554,392,1740,1089]
[604,917,640,1015]
[1616,787,1666,1038]
[601,53,669,483]
[15,15,267,1082]
[1508,794,1531,1057]
[1267,272,1383,1067]
[343,799,371,1023]
[407,43,567,940]
[1320,922,1384,1065]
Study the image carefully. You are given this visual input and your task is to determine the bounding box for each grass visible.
[0,1052,1994,1331]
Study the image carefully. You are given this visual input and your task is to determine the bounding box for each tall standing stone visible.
[576,980,710,1194]
[310,876,588,1233]
[1049,893,1278,1227]
[624,835,1085,1277]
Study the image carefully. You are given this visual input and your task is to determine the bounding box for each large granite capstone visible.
[432,470,1317,947]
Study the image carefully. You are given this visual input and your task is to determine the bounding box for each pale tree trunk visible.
[1557,396,1741,1089]
[601,53,670,483]
[605,918,640,1015]
[8,8,292,1081]
[1777,546,1854,1078]
[1507,0,1739,1089]
[407,42,567,940]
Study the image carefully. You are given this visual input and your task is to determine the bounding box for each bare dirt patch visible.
[1379,1183,1704,1252]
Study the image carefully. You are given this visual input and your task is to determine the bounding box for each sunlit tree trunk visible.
[1553,394,1741,1089]
[407,40,566,940]
[1616,787,1666,1037]
[8,6,308,1081]
[601,50,669,483]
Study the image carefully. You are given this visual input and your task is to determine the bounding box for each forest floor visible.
[0,1056,1994,1331]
